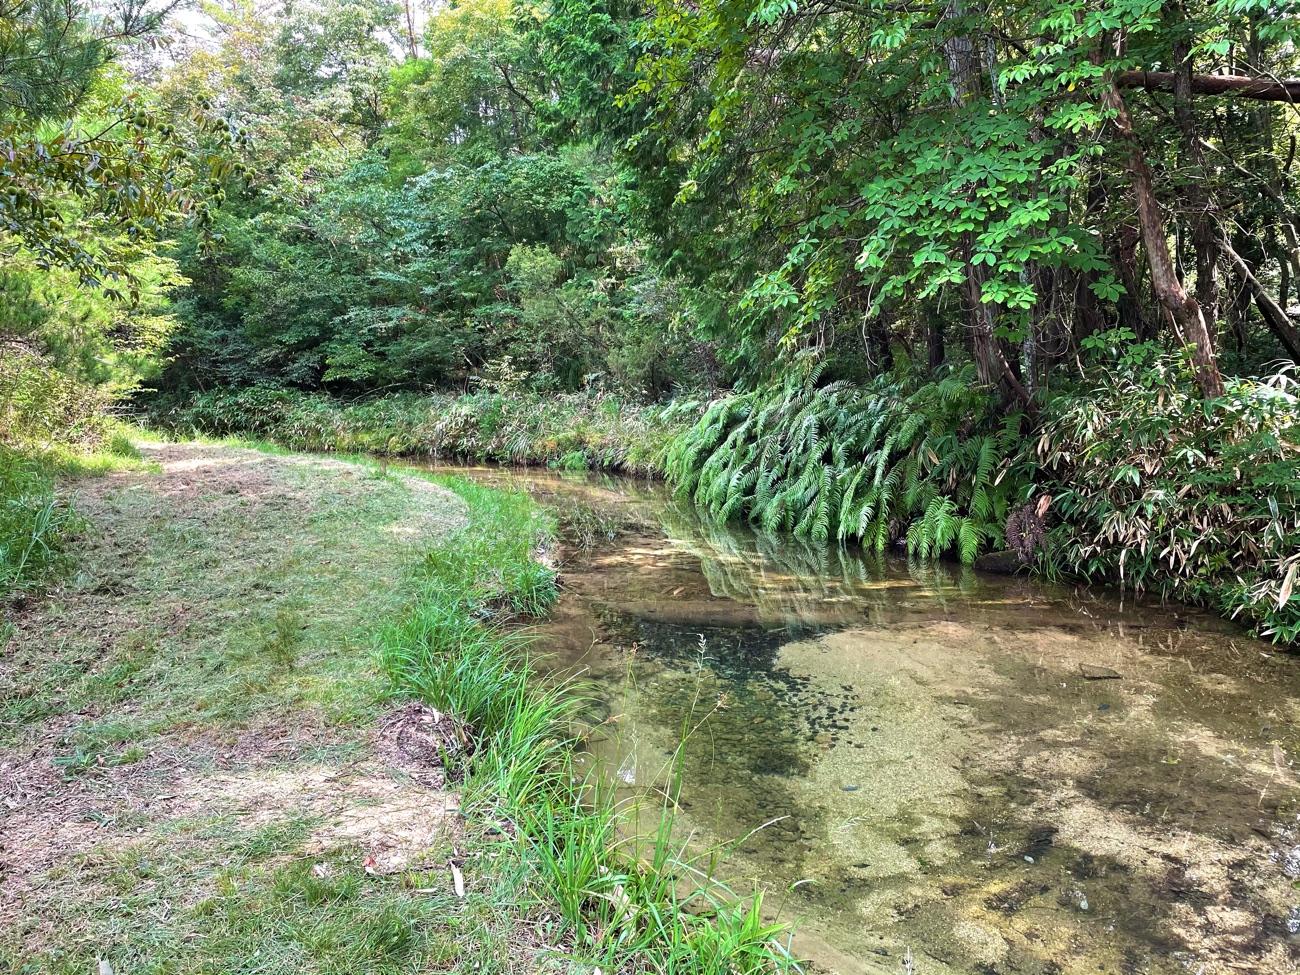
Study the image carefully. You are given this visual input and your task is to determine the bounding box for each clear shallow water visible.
[420,463,1300,975]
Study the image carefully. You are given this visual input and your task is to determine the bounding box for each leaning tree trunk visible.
[1117,70,1300,102]
[1219,236,1300,359]
[1103,84,1225,398]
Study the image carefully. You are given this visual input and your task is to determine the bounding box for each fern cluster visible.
[665,366,1032,563]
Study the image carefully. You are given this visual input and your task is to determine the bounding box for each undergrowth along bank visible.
[666,365,1032,560]
[1039,363,1300,644]
[378,469,799,971]
[146,388,691,475]
[667,356,1300,645]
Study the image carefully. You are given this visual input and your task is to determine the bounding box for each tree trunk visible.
[1073,267,1106,342]
[927,314,946,372]
[1076,174,1111,344]
[962,253,998,389]
[942,0,980,102]
[945,0,1030,408]
[1171,23,1220,328]
[1270,192,1300,306]
[962,246,1035,408]
[1110,222,1150,338]
[868,309,895,370]
[1103,84,1225,397]
[403,0,419,60]
[1224,273,1250,354]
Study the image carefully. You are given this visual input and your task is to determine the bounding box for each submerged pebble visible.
[841,785,860,792]
[1098,703,1110,711]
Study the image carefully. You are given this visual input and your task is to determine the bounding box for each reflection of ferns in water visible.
[666,365,1033,563]
[658,501,980,625]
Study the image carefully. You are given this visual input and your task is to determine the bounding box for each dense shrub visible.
[1041,360,1300,644]
[145,388,691,476]
[0,342,109,449]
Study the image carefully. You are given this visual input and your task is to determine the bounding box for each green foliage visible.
[148,387,688,475]
[384,0,542,171]
[0,251,184,449]
[0,448,80,601]
[1041,358,1300,643]
[0,334,106,448]
[667,366,1032,562]
[147,0,720,402]
[0,0,235,487]
[164,146,708,395]
[622,0,1300,381]
[0,0,239,288]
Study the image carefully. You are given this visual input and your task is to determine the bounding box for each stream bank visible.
[1,440,798,975]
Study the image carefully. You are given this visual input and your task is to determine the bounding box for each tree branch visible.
[1117,70,1300,103]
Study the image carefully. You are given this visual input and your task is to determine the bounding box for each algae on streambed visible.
[457,464,1300,975]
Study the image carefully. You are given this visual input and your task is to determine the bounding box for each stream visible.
[420,462,1300,975]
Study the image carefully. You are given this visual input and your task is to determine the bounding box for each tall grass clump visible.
[667,364,1033,563]
[146,388,688,476]
[377,473,797,971]
[1040,358,1300,643]
[0,448,80,602]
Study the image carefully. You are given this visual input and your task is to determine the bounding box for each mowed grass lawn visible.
[0,441,553,974]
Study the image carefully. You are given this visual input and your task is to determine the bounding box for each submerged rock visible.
[973,550,1022,574]
[1080,664,1122,680]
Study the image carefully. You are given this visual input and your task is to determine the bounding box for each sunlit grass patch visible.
[10,825,507,975]
[0,429,158,604]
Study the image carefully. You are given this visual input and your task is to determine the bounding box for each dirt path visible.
[1,443,482,969]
